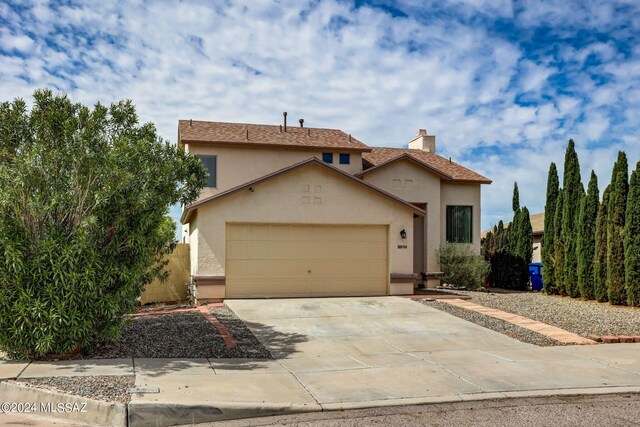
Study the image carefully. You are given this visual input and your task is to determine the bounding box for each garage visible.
[225,223,388,298]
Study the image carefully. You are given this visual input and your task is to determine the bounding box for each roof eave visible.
[179,139,373,153]
[356,154,454,181]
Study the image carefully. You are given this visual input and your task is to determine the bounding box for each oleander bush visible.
[0,89,206,358]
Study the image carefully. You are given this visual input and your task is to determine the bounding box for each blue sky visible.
[2,0,640,236]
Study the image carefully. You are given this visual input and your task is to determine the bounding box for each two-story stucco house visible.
[179,118,491,301]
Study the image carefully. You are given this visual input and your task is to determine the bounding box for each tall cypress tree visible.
[594,187,610,302]
[516,207,534,263]
[577,171,599,299]
[607,151,628,305]
[624,162,640,306]
[513,182,520,212]
[553,190,565,294]
[561,139,582,297]
[542,163,559,294]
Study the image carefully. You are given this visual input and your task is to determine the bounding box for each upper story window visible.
[322,152,333,164]
[339,153,350,164]
[446,205,472,243]
[197,155,217,188]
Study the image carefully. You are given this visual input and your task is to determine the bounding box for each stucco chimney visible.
[408,129,436,153]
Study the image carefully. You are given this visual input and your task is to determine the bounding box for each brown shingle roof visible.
[178,120,371,152]
[360,148,492,183]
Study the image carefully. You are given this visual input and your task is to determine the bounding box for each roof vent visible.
[189,119,192,127]
[299,118,304,128]
[283,112,287,132]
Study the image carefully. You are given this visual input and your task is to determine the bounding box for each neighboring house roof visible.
[481,212,545,239]
[178,120,371,152]
[359,148,492,184]
[181,157,425,223]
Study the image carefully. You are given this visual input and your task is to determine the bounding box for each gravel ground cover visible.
[13,375,134,404]
[420,300,562,346]
[443,289,640,338]
[89,308,270,359]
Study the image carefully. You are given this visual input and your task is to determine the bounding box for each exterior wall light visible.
[400,229,407,239]
[249,186,254,192]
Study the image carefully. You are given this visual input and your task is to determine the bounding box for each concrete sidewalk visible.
[2,297,640,427]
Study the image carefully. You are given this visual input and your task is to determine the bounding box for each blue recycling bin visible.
[529,262,543,291]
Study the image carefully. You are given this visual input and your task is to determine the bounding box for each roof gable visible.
[360,148,491,184]
[179,120,370,152]
[181,158,425,223]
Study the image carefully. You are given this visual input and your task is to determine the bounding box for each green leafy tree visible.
[542,163,559,294]
[553,191,565,294]
[594,187,610,302]
[0,90,207,358]
[577,171,599,300]
[607,152,628,305]
[561,139,582,297]
[624,162,640,306]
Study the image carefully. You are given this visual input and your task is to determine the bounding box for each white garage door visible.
[225,223,388,298]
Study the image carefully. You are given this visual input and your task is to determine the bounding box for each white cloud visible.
[2,0,640,233]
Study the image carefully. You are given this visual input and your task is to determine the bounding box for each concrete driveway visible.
[7,296,640,426]
[223,297,640,406]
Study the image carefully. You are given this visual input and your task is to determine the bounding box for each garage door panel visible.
[269,241,310,259]
[227,241,248,259]
[308,279,386,296]
[226,224,388,298]
[227,259,273,278]
[269,260,310,277]
[227,279,309,298]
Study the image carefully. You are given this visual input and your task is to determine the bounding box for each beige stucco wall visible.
[189,215,198,276]
[190,163,415,295]
[359,159,442,274]
[532,235,542,263]
[440,182,482,252]
[187,144,363,198]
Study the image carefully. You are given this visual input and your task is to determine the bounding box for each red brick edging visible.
[131,303,236,348]
[197,306,237,348]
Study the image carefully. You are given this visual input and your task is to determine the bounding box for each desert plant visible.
[0,90,207,358]
[436,244,489,290]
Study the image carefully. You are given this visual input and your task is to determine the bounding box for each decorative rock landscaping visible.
[438,289,640,342]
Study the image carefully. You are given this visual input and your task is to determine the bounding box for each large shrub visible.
[437,244,489,290]
[0,90,206,358]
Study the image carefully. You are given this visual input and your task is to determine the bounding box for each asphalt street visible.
[201,393,640,427]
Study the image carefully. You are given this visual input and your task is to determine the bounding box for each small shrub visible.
[437,244,489,290]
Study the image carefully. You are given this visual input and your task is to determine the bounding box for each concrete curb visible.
[321,386,640,412]
[127,401,322,427]
[4,381,640,427]
[128,386,640,427]
[0,380,127,427]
